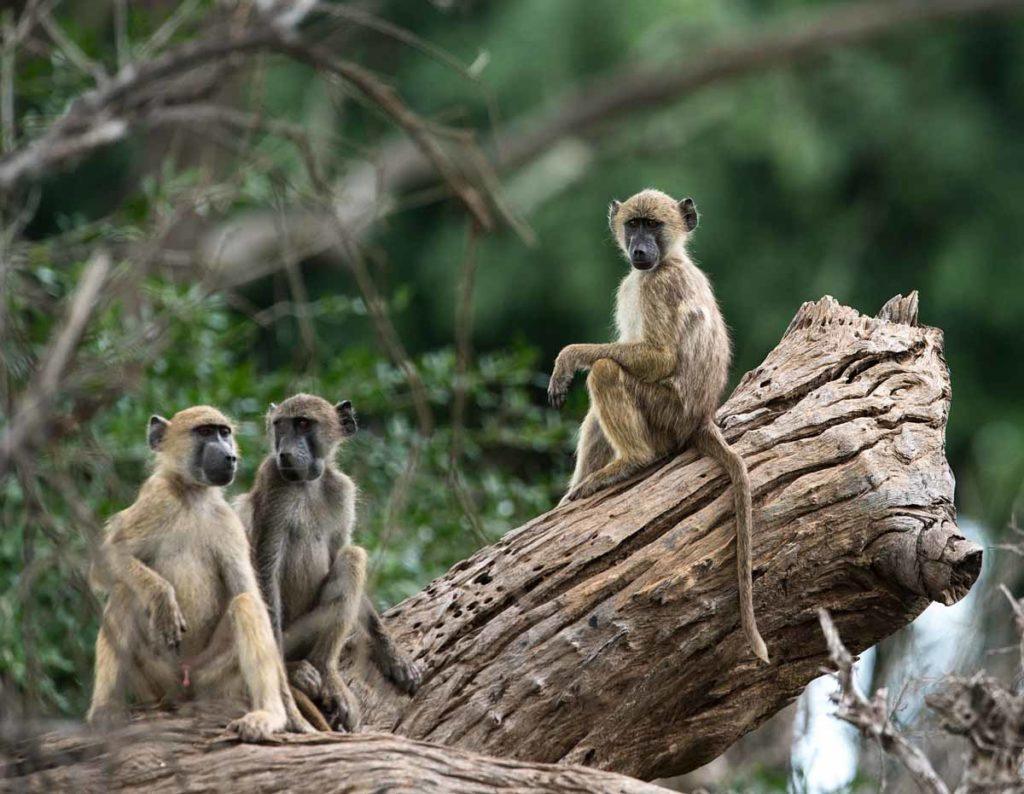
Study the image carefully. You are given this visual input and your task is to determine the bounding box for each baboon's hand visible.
[548,348,581,408]
[547,363,572,408]
[149,586,187,650]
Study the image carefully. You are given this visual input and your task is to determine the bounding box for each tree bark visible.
[1,710,666,793]
[345,292,980,780]
[1,294,981,789]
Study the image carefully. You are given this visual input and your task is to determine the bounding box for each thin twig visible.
[998,584,1024,683]
[0,250,111,477]
[114,0,129,71]
[448,219,486,544]
[38,8,108,84]
[138,0,203,59]
[1,9,14,154]
[272,192,318,368]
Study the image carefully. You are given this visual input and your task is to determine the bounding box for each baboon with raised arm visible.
[236,393,421,731]
[87,406,315,740]
[547,189,769,663]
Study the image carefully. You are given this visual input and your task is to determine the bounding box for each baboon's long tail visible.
[694,422,769,664]
[291,685,331,731]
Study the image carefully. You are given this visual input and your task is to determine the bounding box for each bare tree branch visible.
[202,0,1024,281]
[819,608,950,794]
[38,8,108,85]
[0,250,111,477]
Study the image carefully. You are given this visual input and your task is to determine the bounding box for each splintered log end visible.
[877,291,920,326]
[870,517,982,606]
[783,294,858,336]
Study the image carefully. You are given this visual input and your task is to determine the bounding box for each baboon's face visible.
[609,189,698,271]
[189,423,238,486]
[149,406,238,486]
[268,394,357,483]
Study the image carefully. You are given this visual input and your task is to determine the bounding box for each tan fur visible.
[236,394,420,731]
[548,189,769,663]
[86,406,315,738]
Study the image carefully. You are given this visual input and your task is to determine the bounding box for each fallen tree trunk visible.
[2,294,981,789]
[347,292,980,779]
[1,710,666,793]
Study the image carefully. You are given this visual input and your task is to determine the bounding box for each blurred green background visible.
[2,0,1023,788]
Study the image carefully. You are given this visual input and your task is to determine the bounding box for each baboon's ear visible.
[268,402,277,413]
[679,198,698,232]
[336,400,357,437]
[148,415,170,450]
[608,199,622,228]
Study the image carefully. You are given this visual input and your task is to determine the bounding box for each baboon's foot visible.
[321,672,360,732]
[227,709,284,743]
[565,459,646,501]
[86,703,129,728]
[288,659,323,699]
[380,650,423,694]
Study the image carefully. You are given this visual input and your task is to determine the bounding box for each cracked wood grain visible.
[1,710,668,793]
[344,292,979,780]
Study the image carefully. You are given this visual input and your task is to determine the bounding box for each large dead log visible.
[1,294,981,791]
[0,709,666,792]
[346,292,980,780]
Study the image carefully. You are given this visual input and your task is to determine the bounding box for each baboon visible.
[87,406,316,739]
[236,393,421,731]
[547,189,769,663]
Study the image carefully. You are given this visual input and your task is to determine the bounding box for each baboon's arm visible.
[554,342,677,383]
[253,526,286,648]
[90,519,174,605]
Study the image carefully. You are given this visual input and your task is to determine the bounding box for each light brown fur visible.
[86,406,315,739]
[548,189,769,663]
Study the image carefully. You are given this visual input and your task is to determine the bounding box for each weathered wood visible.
[345,293,979,780]
[0,709,667,792]
[2,294,981,790]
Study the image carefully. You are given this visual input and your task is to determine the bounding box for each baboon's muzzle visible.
[200,442,237,486]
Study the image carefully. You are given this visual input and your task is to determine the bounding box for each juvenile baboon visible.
[87,406,316,739]
[236,393,421,731]
[547,189,769,663]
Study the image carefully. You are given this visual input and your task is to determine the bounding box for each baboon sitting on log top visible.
[87,406,313,740]
[236,394,421,731]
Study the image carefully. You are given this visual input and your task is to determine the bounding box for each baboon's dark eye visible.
[197,425,214,437]
[626,218,639,228]
[218,426,231,438]
[296,418,311,432]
